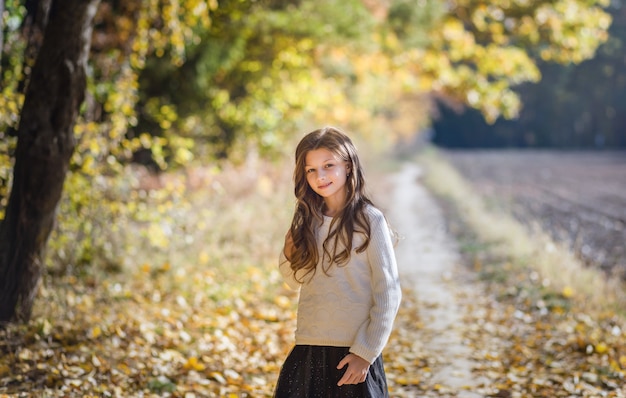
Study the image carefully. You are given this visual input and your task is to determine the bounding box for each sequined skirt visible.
[273,345,389,398]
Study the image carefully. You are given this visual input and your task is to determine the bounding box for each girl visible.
[274,127,402,397]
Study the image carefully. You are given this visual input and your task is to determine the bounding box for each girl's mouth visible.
[318,182,332,189]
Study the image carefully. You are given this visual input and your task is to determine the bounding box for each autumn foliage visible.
[0,0,623,396]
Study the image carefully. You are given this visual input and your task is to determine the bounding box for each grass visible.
[1,156,300,397]
[416,147,626,317]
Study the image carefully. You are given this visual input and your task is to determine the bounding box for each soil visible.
[440,149,626,279]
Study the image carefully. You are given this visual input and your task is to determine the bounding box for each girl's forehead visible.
[305,148,343,165]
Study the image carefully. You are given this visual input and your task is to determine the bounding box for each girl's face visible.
[304,148,351,205]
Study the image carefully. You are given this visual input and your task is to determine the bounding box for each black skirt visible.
[273,345,389,398]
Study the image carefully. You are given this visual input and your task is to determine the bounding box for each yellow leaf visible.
[0,364,10,377]
[610,359,621,372]
[89,326,102,339]
[198,251,210,265]
[562,286,574,298]
[395,376,420,385]
[117,363,132,375]
[274,295,291,309]
[183,357,206,371]
[595,342,608,354]
[210,371,226,384]
[39,319,53,336]
[255,308,279,322]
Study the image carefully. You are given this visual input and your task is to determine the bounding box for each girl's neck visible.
[323,201,344,217]
[324,208,339,217]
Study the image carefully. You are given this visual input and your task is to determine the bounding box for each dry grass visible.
[417,147,626,316]
[1,156,301,396]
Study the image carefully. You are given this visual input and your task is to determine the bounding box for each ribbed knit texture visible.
[279,205,402,364]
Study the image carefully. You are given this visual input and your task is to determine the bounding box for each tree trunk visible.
[0,0,100,325]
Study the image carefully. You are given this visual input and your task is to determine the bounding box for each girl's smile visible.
[318,181,332,189]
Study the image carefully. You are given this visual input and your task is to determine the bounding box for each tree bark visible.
[0,0,100,325]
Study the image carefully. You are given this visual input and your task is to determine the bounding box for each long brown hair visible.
[288,126,374,281]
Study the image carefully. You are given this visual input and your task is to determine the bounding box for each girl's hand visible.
[336,353,370,386]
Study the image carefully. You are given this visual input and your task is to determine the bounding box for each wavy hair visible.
[287,126,374,282]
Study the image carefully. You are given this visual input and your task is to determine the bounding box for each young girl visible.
[274,127,402,397]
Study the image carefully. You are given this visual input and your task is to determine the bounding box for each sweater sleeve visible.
[349,208,402,363]
[279,250,301,291]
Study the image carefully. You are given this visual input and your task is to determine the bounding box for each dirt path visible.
[381,162,490,397]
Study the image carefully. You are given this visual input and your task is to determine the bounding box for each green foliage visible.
[408,0,612,122]
[0,0,615,276]
[432,2,625,148]
[134,0,380,160]
[1,0,217,271]
[387,0,445,48]
[265,0,377,43]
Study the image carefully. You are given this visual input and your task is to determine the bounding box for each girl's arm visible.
[279,229,301,290]
[349,208,402,364]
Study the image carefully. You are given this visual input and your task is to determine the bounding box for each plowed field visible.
[441,150,626,279]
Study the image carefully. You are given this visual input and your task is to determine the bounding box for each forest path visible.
[372,157,626,398]
[377,162,491,397]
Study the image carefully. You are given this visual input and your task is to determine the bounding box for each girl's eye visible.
[324,164,334,168]
[306,169,315,174]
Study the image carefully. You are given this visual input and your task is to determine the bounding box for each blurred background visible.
[433,2,625,149]
[1,1,625,395]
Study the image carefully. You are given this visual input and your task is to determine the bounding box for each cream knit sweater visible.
[279,205,402,364]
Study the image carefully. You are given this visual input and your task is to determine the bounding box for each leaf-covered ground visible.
[413,152,626,398]
[2,156,626,397]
